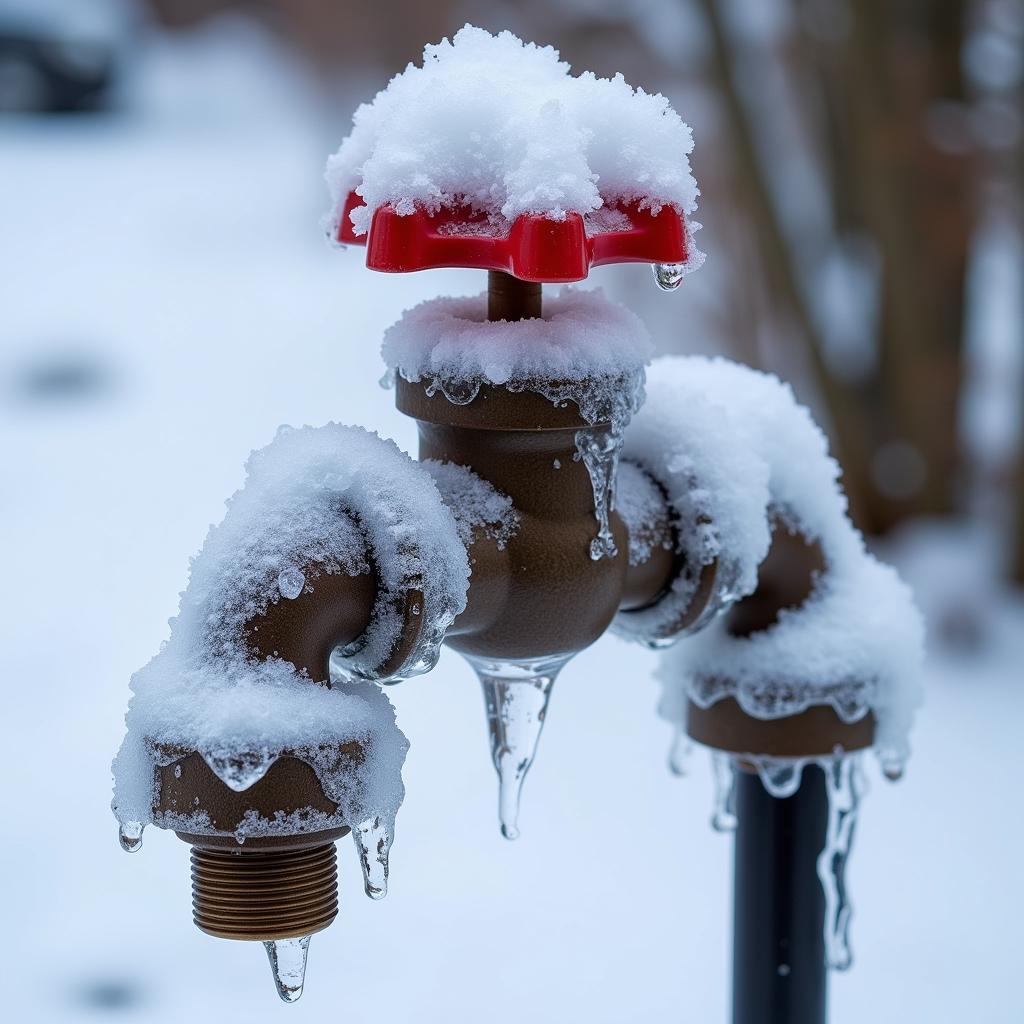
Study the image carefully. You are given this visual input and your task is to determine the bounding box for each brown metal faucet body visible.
[151,272,683,943]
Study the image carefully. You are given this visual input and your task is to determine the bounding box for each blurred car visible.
[0,0,121,112]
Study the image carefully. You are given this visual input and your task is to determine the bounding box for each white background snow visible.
[1,14,1021,1024]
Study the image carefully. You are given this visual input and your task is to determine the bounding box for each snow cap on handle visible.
[326,25,702,283]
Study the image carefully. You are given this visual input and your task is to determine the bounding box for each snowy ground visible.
[1,21,1021,1024]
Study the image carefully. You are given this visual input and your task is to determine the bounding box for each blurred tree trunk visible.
[841,0,971,530]
[701,0,971,535]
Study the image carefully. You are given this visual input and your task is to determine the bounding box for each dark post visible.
[732,764,829,1024]
[488,270,542,321]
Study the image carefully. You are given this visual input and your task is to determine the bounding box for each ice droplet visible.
[264,934,311,1003]
[278,566,306,600]
[652,262,685,291]
[817,754,863,971]
[753,756,805,799]
[878,748,906,782]
[468,654,570,840]
[353,815,392,900]
[439,378,481,406]
[118,820,144,853]
[668,728,693,776]
[710,752,738,832]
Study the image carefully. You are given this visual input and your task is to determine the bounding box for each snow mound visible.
[112,423,469,837]
[326,24,699,238]
[619,357,923,758]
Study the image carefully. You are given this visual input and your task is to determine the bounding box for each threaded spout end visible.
[190,842,339,941]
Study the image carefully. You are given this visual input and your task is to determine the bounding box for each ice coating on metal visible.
[707,752,865,971]
[468,654,570,840]
[817,753,864,971]
[710,752,738,832]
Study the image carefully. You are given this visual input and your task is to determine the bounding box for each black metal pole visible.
[732,763,829,1024]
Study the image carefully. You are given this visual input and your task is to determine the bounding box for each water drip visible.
[652,262,685,291]
[575,425,621,561]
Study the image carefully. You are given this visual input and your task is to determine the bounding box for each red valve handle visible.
[335,190,688,283]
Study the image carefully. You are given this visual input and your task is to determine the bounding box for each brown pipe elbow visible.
[686,527,876,757]
[244,566,377,684]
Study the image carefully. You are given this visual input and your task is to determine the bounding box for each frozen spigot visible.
[326,26,708,837]
[112,425,469,1000]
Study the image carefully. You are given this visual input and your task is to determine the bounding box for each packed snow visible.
[616,459,673,568]
[382,286,652,429]
[325,25,700,238]
[111,423,473,845]
[617,356,923,759]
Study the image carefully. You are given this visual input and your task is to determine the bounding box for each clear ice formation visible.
[264,934,312,1003]
[575,425,622,560]
[652,262,686,291]
[202,748,279,792]
[703,751,866,971]
[468,654,571,840]
[817,753,864,971]
[352,815,392,899]
[668,727,693,777]
[118,820,144,853]
[710,752,737,832]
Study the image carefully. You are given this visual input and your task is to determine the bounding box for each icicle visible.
[467,654,570,840]
[575,425,621,561]
[652,262,685,291]
[817,753,863,971]
[752,756,806,799]
[668,727,693,777]
[710,752,737,832]
[352,815,392,899]
[118,820,144,853]
[264,934,311,1003]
